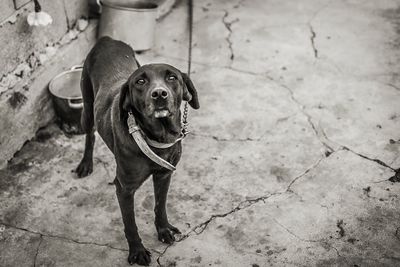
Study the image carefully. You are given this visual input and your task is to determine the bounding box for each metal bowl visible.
[48,66,83,134]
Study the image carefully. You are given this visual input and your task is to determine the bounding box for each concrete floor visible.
[1,0,400,266]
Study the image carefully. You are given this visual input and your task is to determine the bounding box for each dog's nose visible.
[151,88,169,100]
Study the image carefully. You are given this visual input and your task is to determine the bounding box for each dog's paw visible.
[75,158,93,178]
[128,246,151,266]
[157,224,181,244]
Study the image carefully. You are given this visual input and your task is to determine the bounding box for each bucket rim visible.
[49,68,83,100]
[101,1,158,11]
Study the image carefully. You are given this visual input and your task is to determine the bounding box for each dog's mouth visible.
[154,109,170,119]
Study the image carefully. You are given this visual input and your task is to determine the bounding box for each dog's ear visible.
[119,80,131,114]
[181,72,200,109]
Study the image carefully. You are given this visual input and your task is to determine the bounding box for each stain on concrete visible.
[389,113,398,120]
[270,166,290,182]
[382,6,400,48]
[1,202,29,225]
[347,237,358,244]
[8,91,27,109]
[362,186,371,197]
[223,225,246,252]
[190,255,202,263]
[57,186,78,198]
[34,126,56,143]
[0,226,42,267]
[385,140,399,153]
[70,191,110,208]
[336,220,345,238]
[141,194,154,210]
[164,260,177,267]
[0,159,33,199]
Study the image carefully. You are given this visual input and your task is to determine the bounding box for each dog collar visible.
[144,134,184,149]
[127,112,180,171]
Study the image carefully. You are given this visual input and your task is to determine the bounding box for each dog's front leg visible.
[115,179,151,266]
[153,172,181,244]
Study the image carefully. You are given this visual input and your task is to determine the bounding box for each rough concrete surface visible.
[1,0,400,266]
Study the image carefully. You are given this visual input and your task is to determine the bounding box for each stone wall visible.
[0,0,95,167]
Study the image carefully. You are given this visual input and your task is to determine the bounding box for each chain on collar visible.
[181,101,190,137]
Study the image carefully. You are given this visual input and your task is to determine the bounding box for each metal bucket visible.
[49,66,83,134]
[98,0,158,51]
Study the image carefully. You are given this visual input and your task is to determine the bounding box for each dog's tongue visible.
[154,110,169,118]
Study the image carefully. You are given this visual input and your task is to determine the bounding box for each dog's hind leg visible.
[76,68,96,178]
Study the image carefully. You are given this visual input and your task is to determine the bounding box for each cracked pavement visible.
[1,0,400,266]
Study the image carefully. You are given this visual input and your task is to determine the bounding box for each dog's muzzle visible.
[150,87,172,118]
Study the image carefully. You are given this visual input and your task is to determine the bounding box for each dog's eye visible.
[136,79,145,85]
[167,75,177,82]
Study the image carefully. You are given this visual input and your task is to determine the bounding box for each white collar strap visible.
[144,134,184,149]
[127,112,177,171]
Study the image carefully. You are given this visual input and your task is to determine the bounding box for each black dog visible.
[75,37,199,265]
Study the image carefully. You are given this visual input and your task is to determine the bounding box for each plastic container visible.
[98,0,158,51]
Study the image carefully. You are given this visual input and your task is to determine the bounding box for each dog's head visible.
[119,64,199,140]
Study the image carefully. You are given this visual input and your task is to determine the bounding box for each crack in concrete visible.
[0,221,128,253]
[265,75,335,154]
[305,1,334,60]
[271,217,341,257]
[286,156,326,190]
[386,83,400,92]
[189,113,297,142]
[33,234,43,267]
[264,76,399,173]
[151,51,271,77]
[186,192,283,236]
[190,132,264,142]
[309,24,318,58]
[307,129,398,173]
[229,66,271,76]
[156,154,330,265]
[156,192,284,265]
[190,126,276,142]
[312,135,398,176]
[340,146,396,171]
[222,10,239,62]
